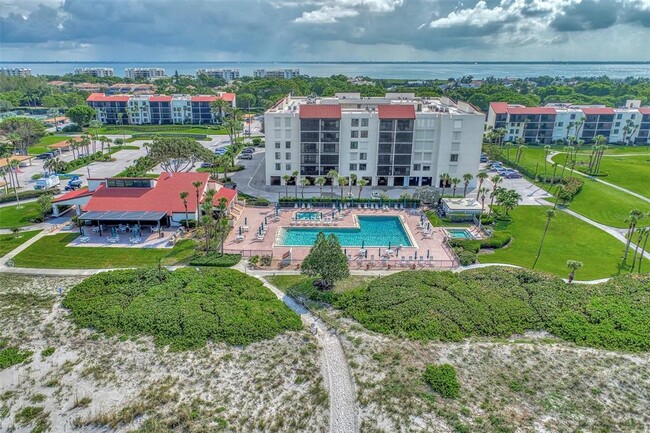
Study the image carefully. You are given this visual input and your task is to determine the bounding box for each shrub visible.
[249,255,259,266]
[480,232,511,249]
[250,198,270,207]
[114,138,125,145]
[449,239,480,253]
[62,267,302,350]
[260,255,272,266]
[0,345,33,370]
[177,219,197,229]
[41,347,55,358]
[558,177,584,202]
[62,124,82,132]
[188,253,241,267]
[31,173,42,180]
[338,269,650,352]
[0,188,61,204]
[456,249,477,266]
[424,364,460,399]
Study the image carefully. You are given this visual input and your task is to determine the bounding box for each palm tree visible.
[566,260,583,283]
[349,173,357,197]
[532,209,555,269]
[201,189,216,252]
[462,173,473,197]
[475,172,488,200]
[542,144,552,179]
[282,174,291,197]
[479,187,489,212]
[327,169,338,195]
[637,226,650,273]
[450,177,461,197]
[68,139,78,160]
[630,227,647,273]
[496,188,522,216]
[192,181,203,226]
[338,176,348,198]
[180,191,190,229]
[315,176,326,198]
[292,170,299,197]
[357,178,367,199]
[210,98,230,123]
[623,209,645,262]
[439,172,450,197]
[217,197,229,254]
[487,175,502,217]
[560,146,573,178]
[300,178,310,199]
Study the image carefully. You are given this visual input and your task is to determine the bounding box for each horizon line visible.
[2,60,650,65]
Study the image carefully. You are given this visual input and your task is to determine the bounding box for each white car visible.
[371,192,381,199]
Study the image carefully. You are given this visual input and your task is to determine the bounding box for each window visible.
[349,152,358,160]
[422,165,431,171]
[557,121,564,127]
[285,117,291,127]
[450,154,459,162]
[510,129,514,134]
[359,153,367,160]
[275,142,280,149]
[360,130,368,138]
[286,164,291,171]
[349,163,357,171]
[361,118,369,127]
[359,164,367,171]
[285,152,291,160]
[615,122,621,127]
[275,152,281,160]
[570,114,576,119]
[452,131,461,142]
[631,114,636,119]
[614,129,619,134]
[413,164,421,171]
[350,141,358,150]
[423,152,433,160]
[617,114,623,119]
[285,141,291,148]
[275,163,281,170]
[453,119,463,129]
[274,118,281,128]
[351,118,359,127]
[351,130,359,138]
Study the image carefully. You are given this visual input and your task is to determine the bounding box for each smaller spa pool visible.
[295,211,321,221]
[445,228,475,240]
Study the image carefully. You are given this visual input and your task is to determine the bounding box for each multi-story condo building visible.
[487,100,650,145]
[0,68,32,77]
[86,92,236,125]
[107,83,156,95]
[196,68,240,82]
[264,93,484,188]
[253,69,300,79]
[124,68,166,80]
[74,67,115,77]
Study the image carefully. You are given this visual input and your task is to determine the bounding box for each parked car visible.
[505,171,523,179]
[200,162,214,168]
[371,191,381,199]
[480,155,489,163]
[241,148,254,154]
[238,153,253,160]
[64,177,83,191]
[36,152,54,160]
[214,148,227,155]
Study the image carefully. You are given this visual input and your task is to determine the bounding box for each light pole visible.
[86,163,92,178]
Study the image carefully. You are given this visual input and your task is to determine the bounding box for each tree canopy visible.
[301,232,349,287]
[66,104,96,126]
[146,136,212,173]
[0,117,46,153]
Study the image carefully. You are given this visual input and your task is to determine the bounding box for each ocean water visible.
[2,61,650,80]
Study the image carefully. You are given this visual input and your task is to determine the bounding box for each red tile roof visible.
[581,107,615,115]
[86,93,130,102]
[506,106,557,115]
[83,172,210,215]
[53,188,94,203]
[378,104,416,119]
[191,95,219,102]
[489,102,509,114]
[638,107,650,115]
[213,187,237,204]
[219,92,236,102]
[299,104,342,119]
[149,95,172,102]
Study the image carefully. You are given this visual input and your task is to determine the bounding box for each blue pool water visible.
[295,212,321,220]
[279,216,412,247]
[445,229,474,240]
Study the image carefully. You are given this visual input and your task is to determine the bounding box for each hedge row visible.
[130,133,208,140]
[188,253,241,267]
[0,188,61,204]
[449,231,512,266]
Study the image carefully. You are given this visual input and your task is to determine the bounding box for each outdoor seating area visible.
[225,204,458,268]
[68,225,177,248]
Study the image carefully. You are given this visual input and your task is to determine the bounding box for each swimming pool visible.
[445,229,475,240]
[294,211,321,221]
[278,216,413,247]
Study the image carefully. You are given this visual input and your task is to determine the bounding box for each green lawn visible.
[501,146,650,228]
[0,203,42,229]
[552,152,650,198]
[28,135,75,154]
[12,234,196,269]
[0,230,41,257]
[479,206,648,279]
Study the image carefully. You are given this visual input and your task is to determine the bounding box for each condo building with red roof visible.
[264,93,485,188]
[86,92,236,125]
[487,99,650,145]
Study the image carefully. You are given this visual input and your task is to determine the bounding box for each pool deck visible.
[225,206,457,269]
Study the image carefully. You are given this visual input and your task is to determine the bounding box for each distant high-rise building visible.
[74,67,115,77]
[253,69,300,79]
[124,68,166,80]
[0,68,32,77]
[196,68,240,82]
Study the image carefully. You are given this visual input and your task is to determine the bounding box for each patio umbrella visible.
[239,226,243,235]
[80,227,84,236]
[244,217,248,226]
[378,248,381,256]
[427,222,431,230]
[361,240,365,249]
[320,212,322,219]
[344,248,347,256]
[264,216,268,224]
[414,249,418,259]
[427,250,430,258]
[388,241,391,250]
[98,225,103,237]
[364,249,368,258]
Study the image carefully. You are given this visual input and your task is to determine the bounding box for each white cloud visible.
[295,5,359,23]
[295,0,403,23]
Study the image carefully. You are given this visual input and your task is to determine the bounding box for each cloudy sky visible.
[1,0,650,62]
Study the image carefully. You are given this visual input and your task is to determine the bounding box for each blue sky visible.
[2,0,650,61]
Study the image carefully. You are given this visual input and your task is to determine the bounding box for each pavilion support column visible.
[52,204,60,217]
